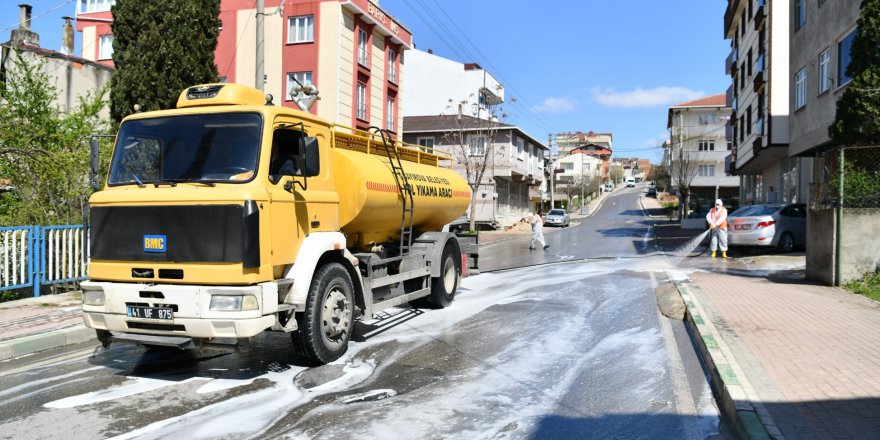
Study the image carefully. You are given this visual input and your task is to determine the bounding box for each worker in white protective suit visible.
[705,198,729,258]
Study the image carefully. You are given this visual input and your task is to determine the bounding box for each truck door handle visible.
[311,221,320,228]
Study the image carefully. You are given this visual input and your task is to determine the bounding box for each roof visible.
[402,115,548,150]
[671,93,727,108]
[1,41,114,72]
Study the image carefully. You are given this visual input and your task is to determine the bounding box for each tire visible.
[412,244,460,309]
[291,263,354,364]
[96,329,112,348]
[778,232,795,253]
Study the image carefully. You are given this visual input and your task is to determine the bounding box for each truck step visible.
[112,332,195,349]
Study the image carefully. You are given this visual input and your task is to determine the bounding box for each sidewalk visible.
[0,290,93,361]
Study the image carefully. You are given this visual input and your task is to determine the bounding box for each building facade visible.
[789,0,859,159]
[402,115,547,229]
[725,0,815,205]
[556,132,613,181]
[667,94,740,227]
[402,49,503,118]
[75,0,411,134]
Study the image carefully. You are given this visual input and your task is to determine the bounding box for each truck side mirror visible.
[90,137,101,192]
[302,137,320,177]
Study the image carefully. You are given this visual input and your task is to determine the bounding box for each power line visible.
[403,0,559,137]
[0,0,75,34]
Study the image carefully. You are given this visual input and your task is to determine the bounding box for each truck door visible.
[267,123,307,266]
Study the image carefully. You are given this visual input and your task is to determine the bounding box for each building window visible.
[795,67,807,109]
[795,0,806,31]
[838,28,857,87]
[286,71,313,101]
[358,29,369,66]
[288,16,314,43]
[818,49,831,93]
[727,140,733,151]
[98,35,113,60]
[80,0,114,14]
[746,105,752,135]
[698,115,718,125]
[698,140,716,151]
[356,82,367,120]
[387,49,397,84]
[386,97,395,131]
[516,137,525,161]
[467,135,487,156]
[698,165,716,177]
[417,137,435,152]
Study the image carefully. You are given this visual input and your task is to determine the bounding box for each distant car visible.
[727,203,806,253]
[604,183,614,192]
[625,177,635,187]
[646,186,657,197]
[544,209,570,227]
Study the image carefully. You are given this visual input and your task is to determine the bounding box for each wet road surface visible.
[0,185,732,439]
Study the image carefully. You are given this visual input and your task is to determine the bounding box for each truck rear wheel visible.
[292,263,354,364]
[411,244,459,309]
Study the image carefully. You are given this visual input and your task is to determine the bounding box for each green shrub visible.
[845,269,880,302]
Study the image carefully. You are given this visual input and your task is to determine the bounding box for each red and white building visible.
[76,0,411,134]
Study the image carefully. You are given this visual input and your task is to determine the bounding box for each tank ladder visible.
[372,127,415,254]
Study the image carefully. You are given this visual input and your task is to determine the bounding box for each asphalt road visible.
[0,185,731,439]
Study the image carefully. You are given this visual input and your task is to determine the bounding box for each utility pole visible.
[548,133,555,210]
[255,0,265,92]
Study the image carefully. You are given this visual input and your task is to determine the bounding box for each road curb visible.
[672,279,774,440]
[0,324,94,361]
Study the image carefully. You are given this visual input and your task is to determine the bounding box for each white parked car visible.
[544,209,570,227]
[727,203,806,253]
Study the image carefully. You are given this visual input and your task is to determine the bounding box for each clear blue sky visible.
[5,0,731,163]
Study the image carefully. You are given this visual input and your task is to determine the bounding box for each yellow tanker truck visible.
[80,83,473,364]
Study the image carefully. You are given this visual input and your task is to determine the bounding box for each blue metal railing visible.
[0,225,87,297]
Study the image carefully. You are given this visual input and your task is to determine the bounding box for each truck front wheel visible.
[292,263,354,364]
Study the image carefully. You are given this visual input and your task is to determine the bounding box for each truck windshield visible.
[108,113,263,185]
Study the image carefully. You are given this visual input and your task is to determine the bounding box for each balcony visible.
[726,85,735,108]
[754,116,764,136]
[754,0,766,31]
[726,119,735,140]
[753,54,765,93]
[726,47,739,75]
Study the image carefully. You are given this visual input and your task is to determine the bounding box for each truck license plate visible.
[127,306,173,320]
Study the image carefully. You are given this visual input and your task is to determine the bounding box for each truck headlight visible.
[210,294,258,311]
[83,288,105,306]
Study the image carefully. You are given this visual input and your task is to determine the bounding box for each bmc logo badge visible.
[143,235,167,253]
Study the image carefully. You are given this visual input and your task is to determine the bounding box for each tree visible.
[609,166,624,184]
[441,91,508,231]
[830,0,880,146]
[110,0,220,123]
[0,51,109,225]
[647,162,671,192]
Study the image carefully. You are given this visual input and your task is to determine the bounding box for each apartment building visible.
[667,94,740,227]
[725,0,814,205]
[402,115,547,229]
[789,0,859,158]
[75,0,412,134]
[556,132,613,181]
[402,49,503,118]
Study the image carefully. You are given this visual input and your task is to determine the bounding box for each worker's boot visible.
[711,251,716,258]
[722,251,728,259]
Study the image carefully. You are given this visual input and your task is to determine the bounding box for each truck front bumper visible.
[81,281,278,339]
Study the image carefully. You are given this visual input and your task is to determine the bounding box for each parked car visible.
[604,183,614,192]
[544,209,570,227]
[646,186,657,197]
[727,203,806,253]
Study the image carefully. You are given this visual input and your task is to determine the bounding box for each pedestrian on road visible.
[530,211,549,250]
[706,198,728,258]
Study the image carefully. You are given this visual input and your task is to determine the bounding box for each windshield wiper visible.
[155,178,216,187]
[132,173,145,188]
